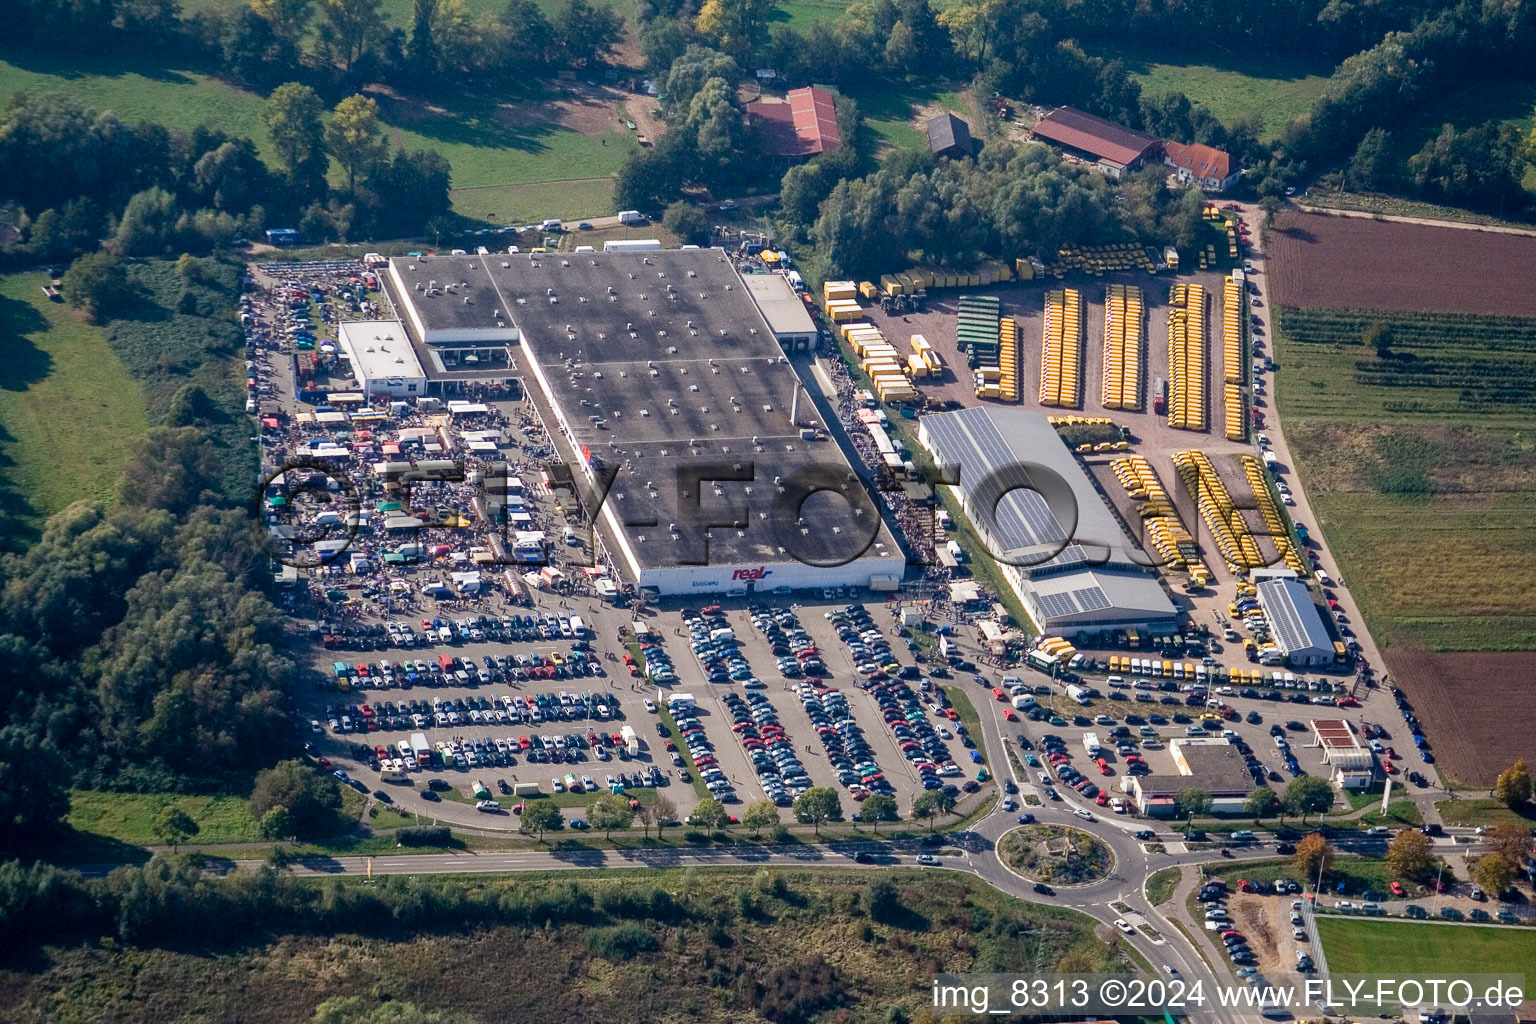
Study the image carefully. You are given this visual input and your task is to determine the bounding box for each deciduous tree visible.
[60,251,132,322]
[322,0,387,73]
[1244,788,1280,821]
[519,799,560,840]
[1384,828,1432,880]
[1471,853,1516,898]
[741,799,779,837]
[249,761,343,838]
[859,793,898,831]
[152,806,199,850]
[1284,776,1335,822]
[1293,832,1333,884]
[264,83,327,186]
[1495,759,1532,808]
[326,95,389,193]
[1175,787,1212,819]
[587,793,634,838]
[792,787,841,834]
[690,795,728,829]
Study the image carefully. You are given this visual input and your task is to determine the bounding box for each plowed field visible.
[1268,212,1536,315]
[1381,645,1536,786]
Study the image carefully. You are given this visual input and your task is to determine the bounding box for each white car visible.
[1115,919,1135,935]
[643,699,657,713]
[1074,809,1095,821]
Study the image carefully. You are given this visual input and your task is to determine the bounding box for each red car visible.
[1390,882,1406,896]
[317,757,333,770]
[944,708,958,721]
[1003,710,1017,721]
[1096,792,1110,806]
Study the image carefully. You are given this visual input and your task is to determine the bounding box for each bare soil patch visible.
[1268,210,1536,316]
[494,85,621,135]
[1382,645,1536,786]
[1228,893,1292,974]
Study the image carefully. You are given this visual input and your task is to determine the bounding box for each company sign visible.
[731,567,772,581]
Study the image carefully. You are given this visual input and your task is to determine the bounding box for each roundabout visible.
[997,824,1115,887]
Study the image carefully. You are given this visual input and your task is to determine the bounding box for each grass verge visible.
[1146,866,1182,906]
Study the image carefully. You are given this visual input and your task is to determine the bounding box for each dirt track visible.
[1268,210,1536,316]
[1382,645,1536,786]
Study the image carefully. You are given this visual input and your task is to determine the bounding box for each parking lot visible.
[952,656,1391,814]
[301,591,999,826]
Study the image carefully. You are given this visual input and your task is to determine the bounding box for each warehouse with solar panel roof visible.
[918,405,1178,632]
[385,248,905,596]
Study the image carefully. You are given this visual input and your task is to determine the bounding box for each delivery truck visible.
[620,724,639,756]
[410,732,432,768]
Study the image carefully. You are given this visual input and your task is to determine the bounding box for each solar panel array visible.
[923,406,1086,567]
[1259,579,1332,654]
[1035,592,1080,620]
[1070,586,1112,612]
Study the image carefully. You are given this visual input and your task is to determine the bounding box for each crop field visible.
[0,869,1125,1024]
[1104,45,1333,142]
[0,273,148,547]
[1275,302,1536,782]
[1267,210,1536,315]
[1381,649,1536,785]
[1318,917,1536,975]
[1274,307,1536,424]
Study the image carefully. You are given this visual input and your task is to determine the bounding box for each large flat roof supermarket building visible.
[386,249,904,595]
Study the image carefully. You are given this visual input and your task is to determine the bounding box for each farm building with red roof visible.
[747,87,841,160]
[1028,107,1161,177]
[1163,140,1240,191]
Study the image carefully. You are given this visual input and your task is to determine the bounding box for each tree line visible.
[0,85,450,264]
[7,0,623,95]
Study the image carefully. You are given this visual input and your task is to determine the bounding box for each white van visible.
[539,218,564,231]
[618,210,645,225]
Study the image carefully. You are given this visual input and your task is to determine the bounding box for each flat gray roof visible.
[1142,742,1253,796]
[742,272,817,337]
[336,320,425,381]
[921,406,1175,629]
[1258,578,1333,655]
[922,405,1152,574]
[395,248,898,571]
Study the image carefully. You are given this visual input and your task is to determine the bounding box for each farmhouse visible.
[1029,107,1161,178]
[918,406,1178,633]
[1257,578,1334,667]
[385,248,904,596]
[1308,718,1375,789]
[746,87,841,161]
[926,113,973,159]
[1162,141,1240,191]
[1129,738,1254,816]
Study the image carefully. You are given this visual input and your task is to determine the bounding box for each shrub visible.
[584,922,659,959]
